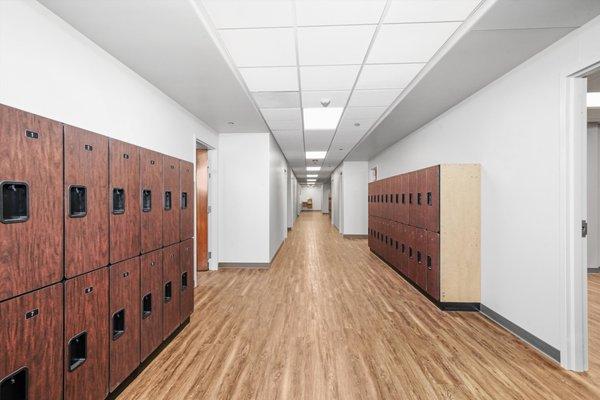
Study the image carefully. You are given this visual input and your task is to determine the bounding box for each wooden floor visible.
[118,212,600,400]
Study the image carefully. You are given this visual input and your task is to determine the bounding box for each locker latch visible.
[1,181,29,224]
[582,220,588,238]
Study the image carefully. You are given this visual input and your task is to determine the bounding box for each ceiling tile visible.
[368,23,461,63]
[348,89,401,107]
[240,67,298,91]
[301,90,350,108]
[268,119,302,131]
[295,0,387,26]
[253,91,300,108]
[304,129,335,151]
[385,0,480,24]
[297,25,376,65]
[202,0,294,28]
[344,106,387,120]
[219,28,296,67]
[300,65,361,91]
[356,63,424,89]
[261,108,301,122]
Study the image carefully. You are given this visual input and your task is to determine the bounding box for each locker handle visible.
[417,193,422,205]
[181,192,188,209]
[142,293,152,319]
[69,185,87,218]
[408,247,413,258]
[0,367,28,399]
[417,251,422,264]
[181,272,188,291]
[1,181,29,224]
[427,192,432,206]
[427,256,432,270]
[68,331,87,372]
[402,194,405,204]
[164,281,172,303]
[112,309,125,341]
[164,191,172,211]
[142,189,152,212]
[112,188,125,215]
[409,193,412,204]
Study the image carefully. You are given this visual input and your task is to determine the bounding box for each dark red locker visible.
[0,105,63,301]
[140,148,163,254]
[64,125,109,278]
[386,178,393,220]
[180,160,195,241]
[414,228,427,290]
[0,283,63,400]
[383,219,390,262]
[367,183,372,217]
[140,249,163,362]
[109,257,140,391]
[409,170,426,229]
[180,239,194,322]
[374,181,380,218]
[391,221,400,269]
[110,139,140,264]
[406,225,417,281]
[392,175,400,223]
[64,267,109,400]
[426,231,441,301]
[163,156,180,245]
[424,166,440,233]
[163,243,181,339]
[398,224,408,275]
[399,173,410,224]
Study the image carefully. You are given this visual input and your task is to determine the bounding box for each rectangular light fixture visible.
[306,166,321,171]
[303,107,344,130]
[307,179,316,182]
[589,92,600,108]
[307,174,318,178]
[306,151,327,159]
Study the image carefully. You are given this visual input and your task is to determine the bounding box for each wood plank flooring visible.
[117,212,600,399]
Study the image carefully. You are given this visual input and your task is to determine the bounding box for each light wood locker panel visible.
[64,268,109,400]
[180,239,194,322]
[109,257,140,391]
[109,139,141,263]
[140,148,163,254]
[140,249,163,362]
[439,164,481,303]
[163,243,181,339]
[163,156,180,245]
[0,105,63,301]
[426,231,440,301]
[0,283,63,400]
[64,125,109,278]
[180,160,194,241]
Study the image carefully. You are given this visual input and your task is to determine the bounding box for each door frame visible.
[195,140,217,272]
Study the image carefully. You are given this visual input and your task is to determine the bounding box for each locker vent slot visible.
[164,281,172,303]
[181,192,188,209]
[0,367,28,400]
[1,182,28,224]
[142,190,152,212]
[69,186,87,218]
[164,191,172,211]
[142,293,152,319]
[112,188,125,215]
[68,332,87,372]
[181,272,188,291]
[112,309,125,341]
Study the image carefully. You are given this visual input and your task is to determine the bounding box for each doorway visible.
[196,143,209,272]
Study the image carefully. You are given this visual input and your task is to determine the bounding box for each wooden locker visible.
[180,160,194,241]
[391,221,400,269]
[180,239,194,322]
[392,176,400,223]
[64,268,109,400]
[383,219,390,262]
[414,228,427,290]
[64,125,109,278]
[374,181,380,218]
[424,166,440,233]
[110,139,141,263]
[406,225,417,281]
[0,105,63,301]
[0,283,63,400]
[399,173,410,224]
[163,243,181,339]
[163,156,180,245]
[140,148,163,254]
[426,231,440,301]
[398,224,408,276]
[140,249,163,362]
[109,257,140,391]
[367,183,371,217]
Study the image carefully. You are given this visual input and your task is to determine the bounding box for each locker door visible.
[424,166,440,233]
[398,224,408,275]
[406,226,416,281]
[426,231,441,301]
[392,221,400,269]
[386,178,392,220]
[180,239,194,322]
[163,243,181,339]
[414,228,427,290]
[417,169,428,229]
[140,249,163,362]
[367,183,371,217]
[374,181,380,217]
[383,219,390,262]
[392,176,400,223]
[109,257,140,391]
[64,268,109,400]
[408,171,418,227]
[180,161,195,241]
[140,148,163,254]
[110,140,141,264]
[0,283,63,400]
[400,173,410,224]
[163,156,180,245]
[65,125,109,278]
[0,105,63,301]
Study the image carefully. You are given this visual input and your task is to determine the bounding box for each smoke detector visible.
[320,98,331,108]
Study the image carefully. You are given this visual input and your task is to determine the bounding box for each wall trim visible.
[343,234,368,239]
[588,267,600,274]
[219,262,270,269]
[480,304,561,363]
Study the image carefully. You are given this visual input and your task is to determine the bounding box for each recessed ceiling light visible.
[589,92,600,108]
[303,107,344,130]
[307,166,321,171]
[228,121,235,125]
[338,148,343,151]
[354,122,360,127]
[306,151,327,159]
[307,174,318,178]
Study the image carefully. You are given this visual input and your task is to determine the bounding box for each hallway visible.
[117,213,600,400]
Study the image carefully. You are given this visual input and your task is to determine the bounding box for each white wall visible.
[589,123,600,269]
[369,15,600,352]
[322,183,331,214]
[341,162,368,235]
[218,133,270,263]
[287,169,298,229]
[331,168,342,230]
[269,135,288,260]
[300,185,323,210]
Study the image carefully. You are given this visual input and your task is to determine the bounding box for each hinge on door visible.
[582,220,588,238]
[208,252,211,260]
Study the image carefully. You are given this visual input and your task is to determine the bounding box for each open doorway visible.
[196,141,210,272]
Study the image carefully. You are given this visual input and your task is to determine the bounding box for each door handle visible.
[1,181,29,224]
[112,309,125,340]
[68,331,87,372]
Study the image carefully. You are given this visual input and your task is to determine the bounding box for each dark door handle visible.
[68,185,87,218]
[142,189,152,212]
[142,293,152,319]
[112,309,125,340]
[164,282,172,303]
[0,367,28,398]
[112,188,125,215]
[181,272,188,291]
[181,192,188,209]
[1,181,29,224]
[68,331,87,372]
[164,191,172,210]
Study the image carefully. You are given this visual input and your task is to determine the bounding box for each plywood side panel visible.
[439,164,481,303]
